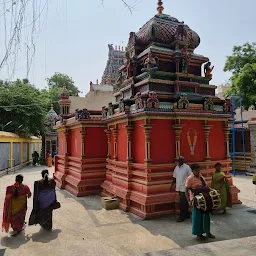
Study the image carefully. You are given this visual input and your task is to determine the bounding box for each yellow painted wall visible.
[0,132,41,168]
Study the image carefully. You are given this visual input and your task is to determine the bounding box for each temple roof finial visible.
[157,0,164,15]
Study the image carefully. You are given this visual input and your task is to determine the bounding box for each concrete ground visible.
[0,166,256,256]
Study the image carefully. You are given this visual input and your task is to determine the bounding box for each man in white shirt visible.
[170,156,192,222]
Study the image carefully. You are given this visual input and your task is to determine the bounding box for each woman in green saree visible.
[211,163,231,214]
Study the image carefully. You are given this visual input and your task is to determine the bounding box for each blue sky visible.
[1,0,256,95]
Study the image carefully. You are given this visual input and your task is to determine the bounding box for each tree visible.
[47,72,80,96]
[224,42,256,108]
[0,80,48,136]
[46,73,80,114]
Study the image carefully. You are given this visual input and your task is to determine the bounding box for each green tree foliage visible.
[0,79,48,136]
[224,42,256,108]
[0,73,79,136]
[47,72,79,95]
[46,73,80,114]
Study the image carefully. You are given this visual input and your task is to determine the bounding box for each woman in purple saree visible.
[29,170,59,230]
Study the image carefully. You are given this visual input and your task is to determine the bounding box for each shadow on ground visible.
[1,232,30,249]
[59,189,256,249]
[135,204,256,248]
[1,228,61,249]
[31,228,62,243]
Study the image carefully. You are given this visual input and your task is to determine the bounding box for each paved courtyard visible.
[0,166,256,256]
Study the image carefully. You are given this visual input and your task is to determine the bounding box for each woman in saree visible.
[185,163,215,240]
[2,175,31,236]
[211,163,231,214]
[29,169,60,230]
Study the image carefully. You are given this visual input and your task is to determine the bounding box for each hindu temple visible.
[54,1,240,219]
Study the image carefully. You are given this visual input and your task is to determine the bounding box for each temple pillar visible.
[60,129,69,188]
[175,60,180,73]
[173,119,182,159]
[203,120,212,161]
[223,122,231,160]
[143,119,152,164]
[125,122,133,162]
[175,85,180,93]
[248,119,256,173]
[112,126,118,161]
[105,128,111,159]
[132,58,138,78]
[20,142,23,166]
[28,142,30,162]
[80,127,86,159]
[64,129,69,156]
[9,142,13,168]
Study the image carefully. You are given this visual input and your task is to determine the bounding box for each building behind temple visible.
[217,83,231,99]
[69,44,125,112]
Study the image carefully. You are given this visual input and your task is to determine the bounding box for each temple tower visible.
[101,44,125,85]
[59,87,71,118]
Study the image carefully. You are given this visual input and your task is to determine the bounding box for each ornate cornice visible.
[199,84,217,89]
[106,110,230,125]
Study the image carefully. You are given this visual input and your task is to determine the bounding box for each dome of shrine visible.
[46,104,58,127]
[127,1,200,51]
[60,86,69,100]
[46,105,58,128]
[47,104,58,120]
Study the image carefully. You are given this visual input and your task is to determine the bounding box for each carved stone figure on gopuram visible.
[53,1,240,219]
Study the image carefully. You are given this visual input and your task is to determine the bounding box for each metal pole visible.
[240,96,247,175]
[232,96,236,176]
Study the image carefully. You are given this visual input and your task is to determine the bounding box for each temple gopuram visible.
[54,1,240,219]
[67,44,125,113]
[101,44,126,86]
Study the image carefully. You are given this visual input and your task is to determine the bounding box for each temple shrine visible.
[54,1,240,219]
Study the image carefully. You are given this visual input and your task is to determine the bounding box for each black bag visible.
[191,176,210,196]
[52,201,61,210]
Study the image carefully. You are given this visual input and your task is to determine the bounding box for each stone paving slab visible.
[139,236,256,256]
[0,166,256,256]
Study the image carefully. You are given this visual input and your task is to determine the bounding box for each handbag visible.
[52,201,61,210]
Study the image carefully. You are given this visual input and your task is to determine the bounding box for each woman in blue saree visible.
[29,170,60,230]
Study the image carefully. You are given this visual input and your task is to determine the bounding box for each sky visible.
[1,0,256,95]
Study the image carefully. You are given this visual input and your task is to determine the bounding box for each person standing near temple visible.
[185,163,215,240]
[45,151,50,164]
[211,163,231,214]
[170,156,192,222]
[32,151,39,166]
[52,150,57,164]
